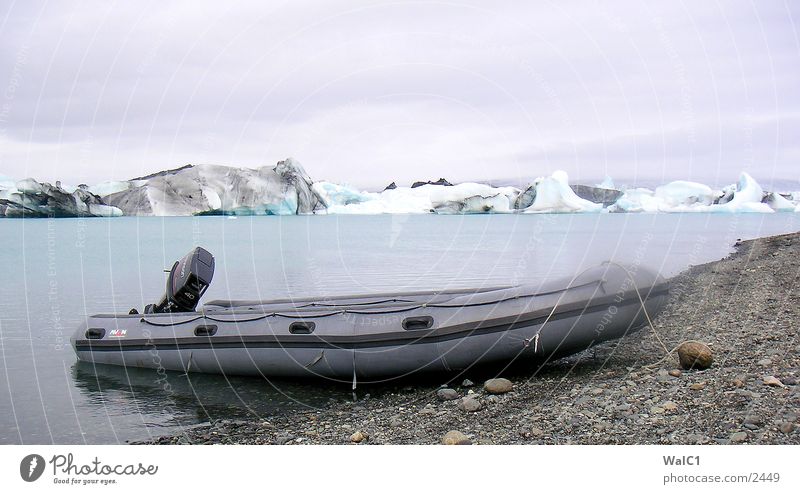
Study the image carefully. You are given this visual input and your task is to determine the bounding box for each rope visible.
[522,266,599,350]
[606,261,672,357]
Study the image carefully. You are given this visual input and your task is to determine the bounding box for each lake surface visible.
[0,213,798,444]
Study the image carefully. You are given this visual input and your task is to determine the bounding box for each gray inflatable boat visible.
[71,247,668,381]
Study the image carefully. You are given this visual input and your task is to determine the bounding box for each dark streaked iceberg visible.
[0,179,121,218]
[104,158,323,216]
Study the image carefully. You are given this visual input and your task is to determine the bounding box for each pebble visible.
[650,406,665,414]
[782,376,797,386]
[419,404,436,415]
[461,379,474,387]
[436,388,460,401]
[663,401,678,412]
[350,431,368,443]
[763,376,785,387]
[779,422,794,434]
[677,341,714,370]
[458,396,482,412]
[484,378,513,394]
[275,434,294,445]
[531,427,544,437]
[730,432,748,443]
[668,369,682,378]
[389,416,402,428]
[732,378,745,388]
[441,430,471,445]
[689,382,706,391]
[757,358,773,366]
[743,415,762,426]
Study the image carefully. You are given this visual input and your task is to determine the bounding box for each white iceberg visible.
[596,175,615,189]
[523,171,603,213]
[319,182,519,214]
[609,188,660,213]
[89,180,135,197]
[654,181,716,208]
[707,172,773,213]
[763,192,795,212]
[312,182,375,208]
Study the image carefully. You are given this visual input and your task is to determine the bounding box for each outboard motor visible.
[145,247,215,314]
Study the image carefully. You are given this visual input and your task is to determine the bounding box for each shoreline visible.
[146,232,800,445]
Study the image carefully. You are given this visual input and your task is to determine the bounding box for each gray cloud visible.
[0,0,798,189]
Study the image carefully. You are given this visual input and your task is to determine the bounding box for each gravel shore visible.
[147,232,800,445]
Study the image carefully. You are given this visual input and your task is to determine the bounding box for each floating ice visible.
[2,165,796,216]
[318,182,519,214]
[523,171,603,213]
[654,181,715,208]
[103,159,322,216]
[0,178,122,217]
[707,172,773,213]
[763,192,795,212]
[609,188,660,213]
[89,181,134,197]
[596,176,615,189]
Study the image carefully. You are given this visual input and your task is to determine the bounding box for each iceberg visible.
[608,188,661,213]
[104,158,323,216]
[522,171,603,213]
[319,182,519,214]
[312,182,375,208]
[706,172,773,213]
[0,179,122,218]
[762,192,795,212]
[89,180,135,197]
[2,164,796,217]
[654,181,716,208]
[596,175,615,189]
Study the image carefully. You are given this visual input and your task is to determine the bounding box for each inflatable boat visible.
[71,247,669,381]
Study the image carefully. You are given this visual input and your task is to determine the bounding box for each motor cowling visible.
[145,247,215,314]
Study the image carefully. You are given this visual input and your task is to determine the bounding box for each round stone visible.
[442,430,471,445]
[436,388,460,401]
[484,378,513,394]
[458,396,482,412]
[677,341,713,370]
[350,431,368,443]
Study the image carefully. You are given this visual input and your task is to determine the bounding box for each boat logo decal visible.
[109,329,127,338]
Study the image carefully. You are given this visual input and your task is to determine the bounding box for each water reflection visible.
[72,362,349,428]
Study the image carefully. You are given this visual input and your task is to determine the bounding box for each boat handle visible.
[85,328,105,339]
[194,324,218,337]
[289,321,315,334]
[402,316,433,330]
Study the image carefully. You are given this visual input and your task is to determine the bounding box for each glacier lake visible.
[0,213,798,444]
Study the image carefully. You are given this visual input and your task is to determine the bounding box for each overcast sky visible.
[0,1,798,189]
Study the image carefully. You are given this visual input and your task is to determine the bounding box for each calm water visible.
[0,213,798,444]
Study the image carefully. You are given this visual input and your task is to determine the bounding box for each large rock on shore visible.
[484,378,513,394]
[677,341,714,370]
[458,396,482,412]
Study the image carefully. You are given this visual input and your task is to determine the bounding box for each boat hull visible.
[71,263,668,380]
